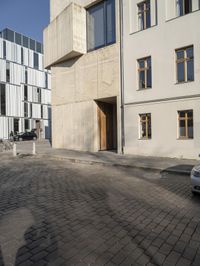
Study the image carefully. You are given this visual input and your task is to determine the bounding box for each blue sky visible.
[0,0,50,43]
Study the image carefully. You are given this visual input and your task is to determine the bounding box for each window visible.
[45,72,48,88]
[36,42,42,53]
[3,29,14,42]
[3,41,6,59]
[41,105,43,119]
[6,62,10,83]
[29,39,35,51]
[176,46,194,83]
[25,67,28,84]
[0,84,6,116]
[87,0,116,51]
[139,113,151,139]
[178,110,193,139]
[24,85,28,101]
[30,103,32,118]
[25,119,29,131]
[138,0,151,30]
[24,102,28,117]
[15,32,22,45]
[23,36,29,48]
[138,57,152,89]
[14,118,19,134]
[177,0,192,16]
[34,53,39,69]
[37,88,41,103]
[21,47,24,65]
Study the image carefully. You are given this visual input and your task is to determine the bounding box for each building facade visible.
[44,0,122,152]
[123,0,200,159]
[0,28,51,140]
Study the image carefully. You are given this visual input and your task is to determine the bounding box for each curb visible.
[39,154,191,176]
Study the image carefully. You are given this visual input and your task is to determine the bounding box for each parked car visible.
[14,132,37,141]
[191,165,200,195]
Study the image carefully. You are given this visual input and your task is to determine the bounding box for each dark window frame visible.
[0,84,6,116]
[87,0,116,52]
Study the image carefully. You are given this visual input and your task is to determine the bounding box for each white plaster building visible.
[0,28,51,140]
[122,0,200,159]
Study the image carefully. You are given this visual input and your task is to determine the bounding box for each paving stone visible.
[0,156,199,266]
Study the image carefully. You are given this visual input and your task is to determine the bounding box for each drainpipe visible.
[119,0,125,154]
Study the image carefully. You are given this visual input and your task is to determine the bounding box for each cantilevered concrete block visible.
[44,3,86,68]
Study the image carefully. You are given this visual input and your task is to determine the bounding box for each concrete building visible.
[44,0,122,152]
[122,0,200,159]
[0,28,51,140]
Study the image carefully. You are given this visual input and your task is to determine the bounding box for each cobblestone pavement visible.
[0,155,200,266]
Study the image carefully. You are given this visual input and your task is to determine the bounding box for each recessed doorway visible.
[96,97,117,151]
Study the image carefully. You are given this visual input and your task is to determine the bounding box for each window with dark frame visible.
[41,105,43,119]
[139,113,152,139]
[177,0,192,16]
[24,85,28,101]
[87,0,116,51]
[25,67,28,84]
[0,84,6,116]
[45,72,48,88]
[21,47,24,65]
[34,53,39,69]
[14,118,19,134]
[176,46,194,83]
[37,88,41,103]
[138,0,151,31]
[3,41,6,59]
[138,57,152,89]
[24,102,28,118]
[178,110,193,139]
[25,119,29,131]
[6,62,10,83]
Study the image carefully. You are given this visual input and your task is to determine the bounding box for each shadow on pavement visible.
[160,164,195,175]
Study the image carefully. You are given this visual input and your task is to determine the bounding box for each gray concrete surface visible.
[0,154,199,265]
[12,140,199,175]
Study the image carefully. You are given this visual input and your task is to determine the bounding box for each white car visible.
[191,166,200,194]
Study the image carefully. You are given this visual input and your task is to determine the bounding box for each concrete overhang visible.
[44,2,86,68]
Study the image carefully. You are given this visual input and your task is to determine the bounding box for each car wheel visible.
[19,137,23,141]
[33,137,37,141]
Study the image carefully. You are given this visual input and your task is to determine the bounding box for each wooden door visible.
[98,102,115,151]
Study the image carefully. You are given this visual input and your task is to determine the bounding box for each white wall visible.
[123,0,200,159]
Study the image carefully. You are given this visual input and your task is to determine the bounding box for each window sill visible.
[136,87,152,91]
[177,138,193,140]
[129,24,157,36]
[87,41,116,53]
[175,80,194,85]
[138,138,152,140]
[165,9,200,23]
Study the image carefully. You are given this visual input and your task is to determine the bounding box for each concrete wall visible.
[123,0,200,159]
[44,3,86,68]
[50,0,99,21]
[47,0,121,152]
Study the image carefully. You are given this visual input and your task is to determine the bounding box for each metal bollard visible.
[13,143,17,157]
[32,142,36,155]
